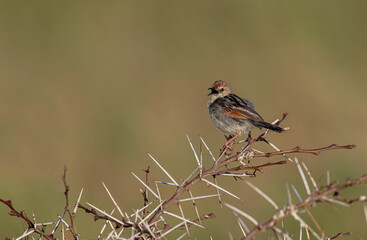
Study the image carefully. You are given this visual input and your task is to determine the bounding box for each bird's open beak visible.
[208,88,219,96]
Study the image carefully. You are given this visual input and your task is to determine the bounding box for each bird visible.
[207,80,285,146]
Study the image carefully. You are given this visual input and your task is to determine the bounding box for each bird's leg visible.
[225,135,233,141]
[220,135,233,154]
[224,130,241,149]
[246,131,252,143]
[219,131,242,156]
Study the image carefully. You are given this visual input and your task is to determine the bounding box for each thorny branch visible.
[0,166,83,240]
[175,213,216,230]
[61,165,79,239]
[0,198,53,240]
[146,113,356,227]
[0,112,362,239]
[253,144,356,158]
[74,112,354,239]
[329,232,352,239]
[142,166,150,219]
[78,204,130,228]
[242,174,367,240]
[216,160,287,176]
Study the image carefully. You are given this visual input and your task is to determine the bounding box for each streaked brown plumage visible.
[208,80,284,138]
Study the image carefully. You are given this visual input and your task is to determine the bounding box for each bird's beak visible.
[208,88,218,96]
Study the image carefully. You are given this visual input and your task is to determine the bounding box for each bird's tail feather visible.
[255,121,284,133]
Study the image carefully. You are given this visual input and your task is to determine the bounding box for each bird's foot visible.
[219,141,234,156]
[245,133,252,143]
[218,131,242,157]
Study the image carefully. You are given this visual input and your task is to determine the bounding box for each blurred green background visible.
[1,1,366,239]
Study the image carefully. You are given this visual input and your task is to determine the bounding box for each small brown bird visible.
[208,80,284,144]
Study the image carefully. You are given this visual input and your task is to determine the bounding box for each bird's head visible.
[208,80,231,100]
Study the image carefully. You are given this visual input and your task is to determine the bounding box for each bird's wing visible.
[241,98,255,110]
[219,94,264,123]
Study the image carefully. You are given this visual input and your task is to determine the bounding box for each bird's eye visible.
[219,88,223,92]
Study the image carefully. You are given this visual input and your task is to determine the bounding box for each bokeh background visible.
[1,1,366,239]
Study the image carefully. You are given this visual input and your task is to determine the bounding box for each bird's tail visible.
[255,121,285,133]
